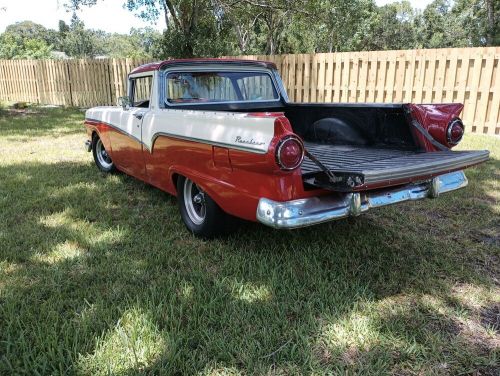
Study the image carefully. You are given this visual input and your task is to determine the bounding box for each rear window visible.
[164,71,279,105]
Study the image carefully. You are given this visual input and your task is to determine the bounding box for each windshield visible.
[164,71,279,105]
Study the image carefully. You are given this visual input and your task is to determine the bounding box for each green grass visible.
[0,107,498,375]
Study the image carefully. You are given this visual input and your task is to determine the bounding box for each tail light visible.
[447,119,464,146]
[276,135,304,170]
[409,104,464,151]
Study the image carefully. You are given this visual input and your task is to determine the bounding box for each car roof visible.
[130,58,277,74]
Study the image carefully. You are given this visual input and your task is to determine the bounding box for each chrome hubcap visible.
[95,139,113,169]
[183,179,206,225]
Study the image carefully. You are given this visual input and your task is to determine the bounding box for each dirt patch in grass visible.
[458,317,499,354]
[2,108,47,117]
[481,303,500,333]
[467,365,500,376]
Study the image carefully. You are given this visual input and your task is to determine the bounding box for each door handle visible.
[133,113,144,120]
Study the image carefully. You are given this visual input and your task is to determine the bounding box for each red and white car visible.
[84,59,489,237]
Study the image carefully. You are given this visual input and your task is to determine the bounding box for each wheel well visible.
[91,131,98,141]
[172,173,180,188]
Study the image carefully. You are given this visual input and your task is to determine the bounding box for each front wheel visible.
[177,176,230,238]
[92,135,115,173]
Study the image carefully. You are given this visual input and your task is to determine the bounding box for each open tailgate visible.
[301,142,489,191]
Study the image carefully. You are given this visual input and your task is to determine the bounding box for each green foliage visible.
[366,1,420,51]
[4,21,51,41]
[1,0,498,60]
[315,0,375,52]
[61,13,106,58]
[452,0,500,46]
[103,28,162,58]
[0,25,53,59]
[0,15,163,60]
[94,0,500,57]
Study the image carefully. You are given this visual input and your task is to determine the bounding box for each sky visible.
[0,0,436,34]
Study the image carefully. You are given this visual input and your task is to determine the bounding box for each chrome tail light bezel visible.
[447,118,464,146]
[275,135,305,171]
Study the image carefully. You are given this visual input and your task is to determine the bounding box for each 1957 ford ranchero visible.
[84,58,489,237]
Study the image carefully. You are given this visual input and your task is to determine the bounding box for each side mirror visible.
[117,96,131,110]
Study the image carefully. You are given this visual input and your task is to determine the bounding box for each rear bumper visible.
[256,170,468,229]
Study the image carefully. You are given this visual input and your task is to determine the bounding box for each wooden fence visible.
[0,47,499,135]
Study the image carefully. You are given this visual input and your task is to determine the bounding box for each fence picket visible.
[487,50,500,135]
[324,53,334,102]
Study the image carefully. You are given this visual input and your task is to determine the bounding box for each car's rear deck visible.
[301,142,490,189]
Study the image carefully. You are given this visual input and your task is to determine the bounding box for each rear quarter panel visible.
[142,110,308,221]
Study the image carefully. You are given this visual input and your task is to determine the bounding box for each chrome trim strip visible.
[362,150,489,183]
[273,69,289,102]
[150,132,268,154]
[159,67,282,108]
[85,118,268,155]
[256,170,468,229]
[85,118,149,151]
[411,119,448,151]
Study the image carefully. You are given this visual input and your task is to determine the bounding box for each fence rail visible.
[0,47,499,135]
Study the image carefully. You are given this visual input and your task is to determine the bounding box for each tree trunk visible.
[160,1,169,30]
[485,0,495,46]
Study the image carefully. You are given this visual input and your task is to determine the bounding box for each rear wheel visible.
[177,176,230,238]
[92,134,115,173]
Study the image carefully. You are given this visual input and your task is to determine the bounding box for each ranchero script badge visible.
[234,136,265,146]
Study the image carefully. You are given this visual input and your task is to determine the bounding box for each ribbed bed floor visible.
[301,142,489,184]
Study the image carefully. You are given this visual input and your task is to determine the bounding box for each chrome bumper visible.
[85,140,92,152]
[256,171,468,229]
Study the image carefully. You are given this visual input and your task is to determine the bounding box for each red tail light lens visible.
[276,136,304,170]
[447,119,464,146]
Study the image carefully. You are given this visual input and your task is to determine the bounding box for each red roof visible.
[130,58,277,74]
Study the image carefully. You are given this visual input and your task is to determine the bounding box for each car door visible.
[108,74,152,180]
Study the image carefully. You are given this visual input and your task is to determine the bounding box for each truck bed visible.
[301,142,489,190]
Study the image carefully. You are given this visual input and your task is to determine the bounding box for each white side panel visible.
[86,107,277,154]
[142,109,276,153]
[86,107,146,144]
[86,107,123,126]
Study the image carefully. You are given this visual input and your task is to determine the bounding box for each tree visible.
[64,0,499,58]
[212,0,261,54]
[0,21,53,59]
[452,0,500,46]
[61,13,106,58]
[416,0,499,48]
[211,0,321,55]
[103,28,162,58]
[67,0,208,56]
[0,33,53,59]
[363,1,419,50]
[485,0,498,45]
[314,0,378,52]
[417,0,463,48]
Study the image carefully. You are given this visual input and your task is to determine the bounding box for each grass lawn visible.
[0,107,498,375]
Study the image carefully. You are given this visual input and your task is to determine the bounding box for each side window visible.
[130,76,152,108]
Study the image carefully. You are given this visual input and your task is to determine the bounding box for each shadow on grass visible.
[0,107,85,138]
[0,157,498,374]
